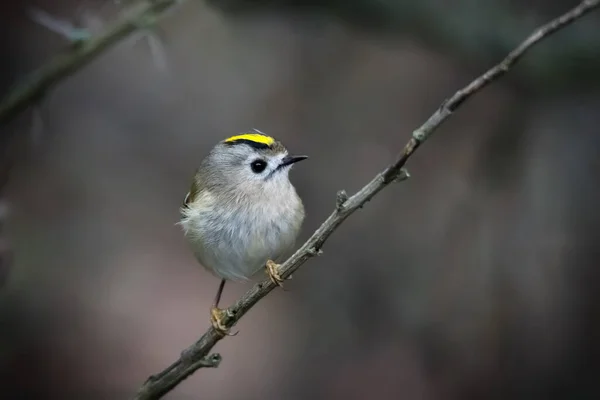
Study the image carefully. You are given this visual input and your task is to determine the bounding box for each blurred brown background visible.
[1,0,600,399]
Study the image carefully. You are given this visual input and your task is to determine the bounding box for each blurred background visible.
[1,0,600,399]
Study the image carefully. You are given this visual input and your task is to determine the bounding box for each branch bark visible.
[133,1,600,399]
[0,0,184,126]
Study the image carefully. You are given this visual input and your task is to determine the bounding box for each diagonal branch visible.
[134,1,600,399]
[0,0,185,126]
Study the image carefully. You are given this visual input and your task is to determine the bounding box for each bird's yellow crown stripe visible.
[224,133,275,146]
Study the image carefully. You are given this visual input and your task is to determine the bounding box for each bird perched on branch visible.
[179,131,308,335]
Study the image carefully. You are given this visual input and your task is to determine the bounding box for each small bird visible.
[179,131,308,335]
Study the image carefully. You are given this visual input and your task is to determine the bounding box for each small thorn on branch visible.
[27,7,93,43]
[180,348,222,367]
[197,353,222,368]
[307,247,323,257]
[395,168,410,182]
[336,190,348,211]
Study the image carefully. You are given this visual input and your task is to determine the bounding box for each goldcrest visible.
[179,131,308,335]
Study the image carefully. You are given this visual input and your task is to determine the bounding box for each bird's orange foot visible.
[210,307,237,336]
[266,259,286,288]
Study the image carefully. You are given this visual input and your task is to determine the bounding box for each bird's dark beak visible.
[279,155,308,168]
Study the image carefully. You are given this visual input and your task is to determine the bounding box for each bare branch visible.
[0,0,184,126]
[133,1,600,399]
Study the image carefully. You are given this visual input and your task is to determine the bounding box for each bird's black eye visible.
[250,159,268,173]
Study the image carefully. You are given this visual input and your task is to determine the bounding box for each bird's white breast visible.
[180,185,304,281]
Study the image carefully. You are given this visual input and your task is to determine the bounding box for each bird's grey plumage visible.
[179,138,305,281]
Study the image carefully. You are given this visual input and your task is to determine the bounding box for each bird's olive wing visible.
[183,179,201,208]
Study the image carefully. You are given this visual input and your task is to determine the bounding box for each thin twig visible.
[133,1,600,399]
[0,0,184,126]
